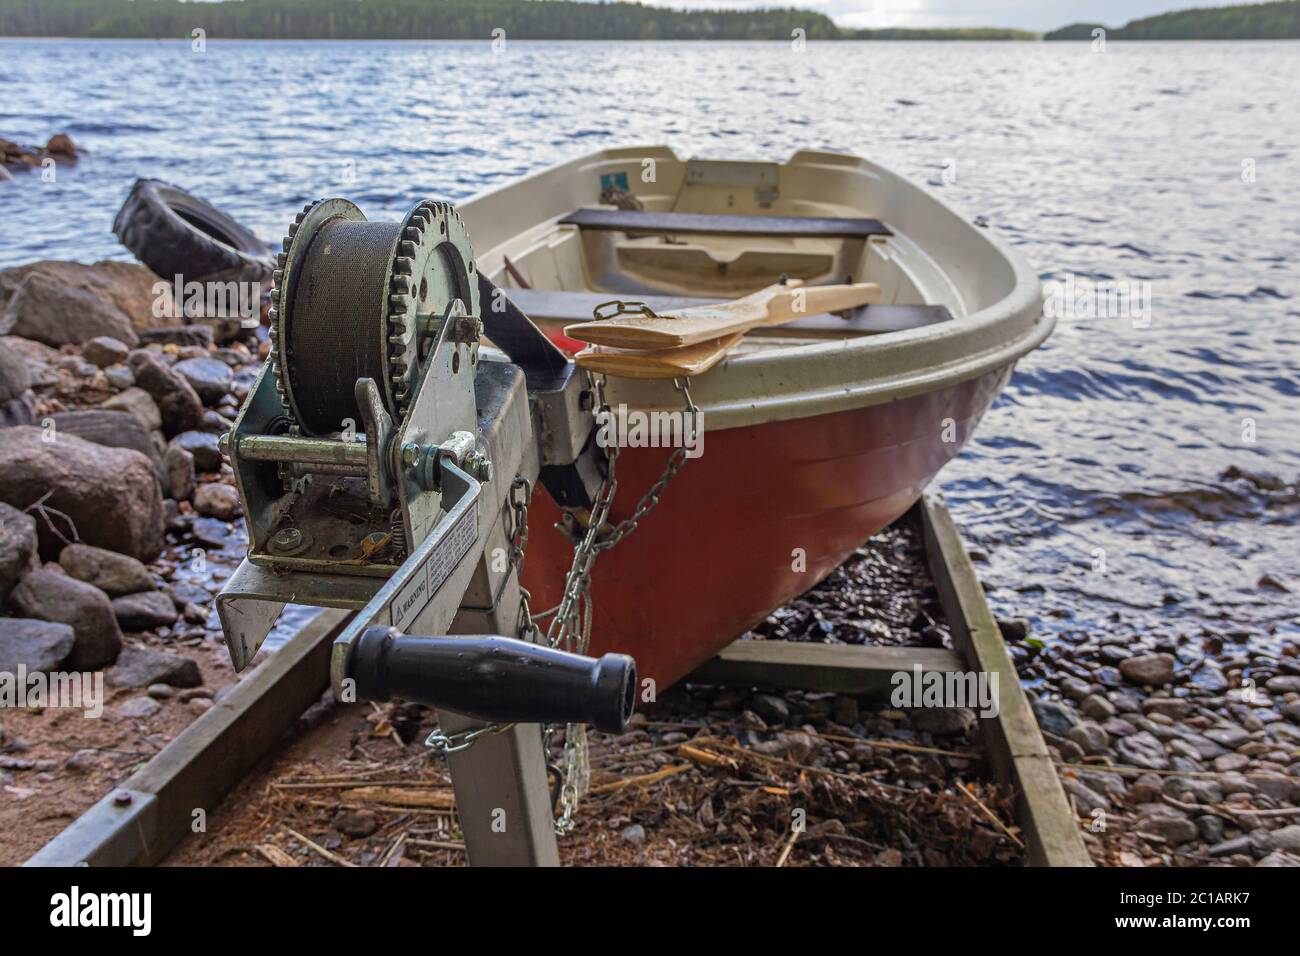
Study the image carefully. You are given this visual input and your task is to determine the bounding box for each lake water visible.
[2,39,1297,663]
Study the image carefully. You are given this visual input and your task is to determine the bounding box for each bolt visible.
[113,790,132,807]
[401,441,421,470]
[473,456,494,483]
[218,431,232,458]
[269,527,304,553]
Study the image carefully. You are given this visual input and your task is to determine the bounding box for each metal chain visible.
[549,373,696,832]
[427,372,698,838]
[425,720,513,755]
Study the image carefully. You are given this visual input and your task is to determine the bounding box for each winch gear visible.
[268,198,479,436]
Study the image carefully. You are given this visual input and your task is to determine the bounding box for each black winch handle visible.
[348,626,637,734]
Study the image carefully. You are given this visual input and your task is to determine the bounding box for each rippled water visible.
[2,39,1298,657]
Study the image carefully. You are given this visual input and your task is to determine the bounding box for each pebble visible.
[1136,805,1198,845]
[172,357,234,405]
[194,483,241,520]
[747,693,789,724]
[1116,731,1169,770]
[116,696,161,719]
[1067,720,1110,756]
[1264,824,1300,853]
[1256,850,1300,867]
[1080,694,1115,720]
[1195,815,1226,843]
[82,336,130,368]
[1120,653,1176,686]
[1129,774,1164,803]
[1213,752,1250,773]
[1142,697,1193,719]
[146,683,175,700]
[1204,726,1251,748]
[64,749,101,773]
[334,810,380,838]
[1032,699,1079,738]
[620,823,646,845]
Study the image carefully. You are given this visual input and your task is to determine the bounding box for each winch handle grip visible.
[348,626,637,734]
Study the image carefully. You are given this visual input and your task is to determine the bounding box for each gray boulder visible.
[100,386,163,432]
[164,445,196,501]
[172,357,232,405]
[48,409,163,474]
[0,392,35,428]
[107,645,201,689]
[0,260,170,332]
[130,352,204,436]
[59,542,154,597]
[0,618,75,673]
[170,430,223,472]
[111,590,178,631]
[0,426,164,561]
[194,482,240,520]
[0,500,38,603]
[82,336,130,368]
[0,340,30,403]
[0,272,139,347]
[8,569,122,670]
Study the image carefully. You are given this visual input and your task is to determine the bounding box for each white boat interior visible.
[459,146,1050,429]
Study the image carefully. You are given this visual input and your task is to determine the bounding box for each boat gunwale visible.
[458,145,1052,431]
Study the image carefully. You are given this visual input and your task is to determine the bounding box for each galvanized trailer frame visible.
[25,493,1087,868]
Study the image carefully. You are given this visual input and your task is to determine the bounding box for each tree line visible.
[3,0,1297,42]
[1046,0,1299,40]
[0,0,842,41]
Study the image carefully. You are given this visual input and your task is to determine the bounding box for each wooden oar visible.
[564,280,881,350]
[575,332,744,379]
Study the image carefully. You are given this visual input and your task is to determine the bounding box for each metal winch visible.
[221,198,485,589]
[217,195,630,724]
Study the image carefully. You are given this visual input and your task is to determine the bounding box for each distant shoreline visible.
[2,0,1296,43]
[2,35,1298,43]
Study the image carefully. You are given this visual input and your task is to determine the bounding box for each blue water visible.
[2,39,1298,659]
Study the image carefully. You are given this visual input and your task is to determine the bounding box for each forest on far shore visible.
[1,0,1297,42]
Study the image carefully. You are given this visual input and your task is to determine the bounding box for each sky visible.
[624,1,1264,32]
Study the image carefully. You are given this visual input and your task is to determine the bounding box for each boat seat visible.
[559,208,893,239]
[501,288,952,337]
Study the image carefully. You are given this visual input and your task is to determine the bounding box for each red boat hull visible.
[521,365,1012,691]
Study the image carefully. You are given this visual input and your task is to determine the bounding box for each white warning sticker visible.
[389,506,478,633]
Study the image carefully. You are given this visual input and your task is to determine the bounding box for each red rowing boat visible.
[459,146,1052,690]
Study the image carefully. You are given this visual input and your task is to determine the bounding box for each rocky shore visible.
[0,256,265,858]
[1,132,81,182]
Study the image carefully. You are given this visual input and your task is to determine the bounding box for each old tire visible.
[113,179,274,285]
